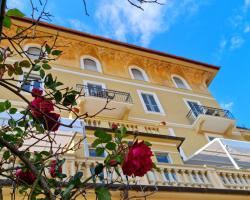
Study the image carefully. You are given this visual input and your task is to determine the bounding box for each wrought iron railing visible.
[76,84,133,104]
[186,105,234,123]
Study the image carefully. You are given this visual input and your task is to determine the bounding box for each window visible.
[172,75,191,90]
[129,67,148,81]
[81,56,102,72]
[140,92,162,113]
[88,147,105,157]
[155,152,171,163]
[186,100,203,117]
[26,46,42,59]
[86,82,104,97]
[22,73,42,92]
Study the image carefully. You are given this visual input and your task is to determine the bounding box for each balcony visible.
[76,84,133,119]
[186,105,235,134]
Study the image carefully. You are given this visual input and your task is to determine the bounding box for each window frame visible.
[129,66,149,82]
[183,98,202,119]
[80,55,102,73]
[137,90,165,115]
[172,74,191,90]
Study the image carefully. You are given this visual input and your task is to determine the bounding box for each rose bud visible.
[49,160,62,178]
[109,159,118,167]
[72,107,79,113]
[122,140,153,177]
[31,88,43,97]
[16,168,36,185]
[111,123,118,131]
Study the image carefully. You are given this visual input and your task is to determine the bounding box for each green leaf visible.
[51,50,62,56]
[42,63,51,70]
[39,69,45,78]
[54,91,62,103]
[33,65,41,71]
[62,183,75,199]
[94,164,104,175]
[96,147,105,156]
[19,60,31,68]
[95,187,111,200]
[94,129,108,138]
[6,9,25,17]
[92,139,102,148]
[8,119,16,128]
[9,108,17,114]
[45,44,51,54]
[144,141,152,147]
[3,151,10,160]
[4,100,11,110]
[0,102,5,112]
[105,142,116,151]
[3,16,11,28]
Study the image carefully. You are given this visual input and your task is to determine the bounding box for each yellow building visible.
[1,17,250,199]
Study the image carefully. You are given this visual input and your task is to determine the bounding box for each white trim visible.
[80,55,102,73]
[205,133,223,142]
[52,66,215,100]
[217,139,240,169]
[129,66,149,82]
[171,74,192,90]
[137,90,165,115]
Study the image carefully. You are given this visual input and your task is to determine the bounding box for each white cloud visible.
[244,25,250,33]
[7,0,26,10]
[230,36,244,50]
[68,19,88,32]
[221,102,234,111]
[96,0,205,46]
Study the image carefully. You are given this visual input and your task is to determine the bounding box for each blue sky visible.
[8,0,250,127]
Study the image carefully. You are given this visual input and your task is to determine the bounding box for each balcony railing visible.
[76,84,133,104]
[186,105,234,123]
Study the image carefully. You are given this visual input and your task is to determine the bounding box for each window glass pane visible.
[87,83,103,97]
[187,101,202,117]
[141,93,160,113]
[27,47,41,59]
[131,68,145,81]
[84,58,98,71]
[89,148,105,157]
[22,73,41,92]
[156,153,171,163]
[173,77,188,89]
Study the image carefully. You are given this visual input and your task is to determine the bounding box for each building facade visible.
[1,17,250,199]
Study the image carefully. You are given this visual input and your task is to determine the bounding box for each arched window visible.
[172,75,191,90]
[81,56,102,72]
[129,67,149,81]
[26,46,42,59]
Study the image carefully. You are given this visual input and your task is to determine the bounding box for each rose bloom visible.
[122,140,153,177]
[31,88,43,97]
[49,160,62,178]
[16,168,36,185]
[111,123,118,130]
[43,112,60,131]
[109,159,118,167]
[30,97,54,119]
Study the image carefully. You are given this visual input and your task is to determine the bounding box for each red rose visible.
[111,123,118,130]
[31,88,43,97]
[122,140,153,177]
[43,112,60,131]
[16,168,36,185]
[30,98,54,118]
[49,160,62,178]
[109,159,118,167]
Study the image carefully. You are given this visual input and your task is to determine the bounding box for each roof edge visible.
[12,17,220,71]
